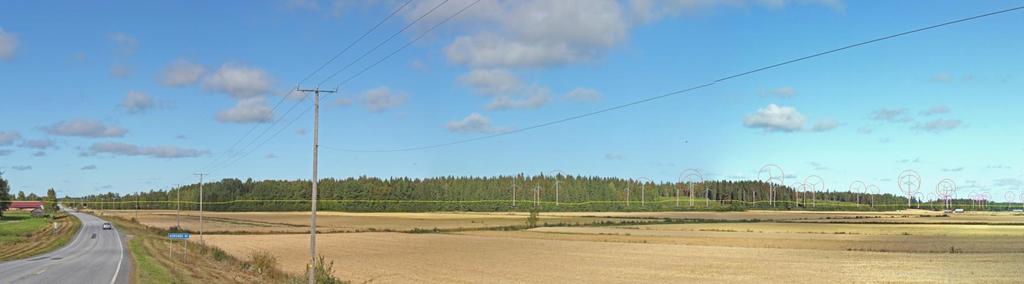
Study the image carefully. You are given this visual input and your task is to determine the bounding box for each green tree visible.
[0,172,10,220]
[46,188,57,213]
[17,190,25,200]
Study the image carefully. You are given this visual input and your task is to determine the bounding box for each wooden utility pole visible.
[195,173,208,244]
[296,86,335,284]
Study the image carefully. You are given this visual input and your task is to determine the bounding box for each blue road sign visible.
[168,233,191,239]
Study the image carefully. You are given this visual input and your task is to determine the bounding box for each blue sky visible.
[0,0,1022,201]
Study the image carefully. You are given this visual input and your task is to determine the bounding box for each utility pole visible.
[297,86,336,284]
[195,173,208,244]
[176,184,181,230]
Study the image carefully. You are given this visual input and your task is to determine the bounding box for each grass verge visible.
[102,213,346,283]
[0,211,81,261]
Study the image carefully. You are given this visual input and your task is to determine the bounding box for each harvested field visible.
[97,210,651,233]
[194,210,1024,283]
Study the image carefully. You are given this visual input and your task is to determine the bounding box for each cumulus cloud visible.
[434,0,628,68]
[0,130,21,145]
[0,27,18,60]
[0,149,11,156]
[203,64,272,98]
[565,87,603,102]
[43,119,127,138]
[870,108,911,123]
[160,59,205,86]
[217,97,273,123]
[11,165,31,171]
[743,104,805,132]
[31,151,45,157]
[458,68,552,110]
[913,118,963,133]
[810,119,839,132]
[921,105,950,116]
[363,87,407,112]
[486,93,549,110]
[81,165,97,170]
[459,68,523,95]
[19,139,57,149]
[121,91,154,114]
[446,113,504,134]
[86,142,207,159]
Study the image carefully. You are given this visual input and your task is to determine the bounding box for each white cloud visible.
[0,149,11,156]
[437,0,628,68]
[203,64,273,98]
[0,27,18,60]
[605,153,624,160]
[217,97,273,123]
[265,153,278,159]
[856,127,873,135]
[81,165,97,170]
[11,165,31,171]
[160,59,206,86]
[942,167,964,172]
[108,32,138,54]
[31,151,45,157]
[921,105,950,116]
[446,113,504,134]
[871,108,911,123]
[565,87,603,102]
[363,87,407,112]
[18,139,56,150]
[446,33,590,68]
[459,68,523,95]
[486,93,549,110]
[913,118,963,133]
[87,142,207,159]
[0,130,21,145]
[43,119,128,138]
[742,104,805,132]
[121,91,154,114]
[810,119,839,132]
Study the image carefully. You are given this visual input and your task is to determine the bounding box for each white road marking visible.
[109,223,125,284]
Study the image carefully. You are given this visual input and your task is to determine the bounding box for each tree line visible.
[58,174,981,212]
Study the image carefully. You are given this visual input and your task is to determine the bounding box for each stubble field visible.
[101,209,1024,283]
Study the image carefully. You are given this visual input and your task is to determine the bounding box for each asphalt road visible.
[0,210,132,284]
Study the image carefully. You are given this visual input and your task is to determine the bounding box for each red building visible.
[9,201,44,210]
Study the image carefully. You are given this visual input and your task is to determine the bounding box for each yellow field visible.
[97,210,652,233]
[178,210,1024,283]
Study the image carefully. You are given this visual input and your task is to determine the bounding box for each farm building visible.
[9,201,44,211]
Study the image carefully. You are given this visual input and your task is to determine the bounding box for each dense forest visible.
[48,174,1013,212]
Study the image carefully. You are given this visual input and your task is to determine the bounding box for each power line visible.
[206,0,481,174]
[200,0,415,174]
[321,4,1024,153]
[317,0,451,86]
